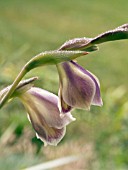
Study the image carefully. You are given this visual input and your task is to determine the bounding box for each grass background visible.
[0,0,128,169]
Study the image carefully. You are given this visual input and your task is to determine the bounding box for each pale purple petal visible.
[57,62,96,110]
[27,112,66,146]
[58,85,72,114]
[70,61,103,106]
[24,87,75,128]
[20,87,75,146]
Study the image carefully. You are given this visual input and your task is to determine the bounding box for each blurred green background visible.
[0,0,128,169]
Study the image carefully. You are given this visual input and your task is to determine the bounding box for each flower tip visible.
[36,133,48,146]
[44,142,48,147]
[36,133,40,139]
[83,51,89,55]
[93,98,103,107]
[86,106,91,111]
[60,111,76,122]
[29,76,39,82]
[69,114,76,121]
[100,99,103,106]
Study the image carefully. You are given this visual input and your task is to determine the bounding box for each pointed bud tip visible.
[83,52,89,55]
[100,99,103,106]
[86,106,91,111]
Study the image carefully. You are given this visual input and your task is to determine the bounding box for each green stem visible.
[0,51,48,109]
[0,50,85,109]
[0,65,28,109]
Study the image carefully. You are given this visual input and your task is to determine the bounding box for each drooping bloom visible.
[56,61,103,114]
[19,87,75,146]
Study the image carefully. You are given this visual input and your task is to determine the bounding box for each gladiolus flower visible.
[56,61,103,114]
[19,87,75,146]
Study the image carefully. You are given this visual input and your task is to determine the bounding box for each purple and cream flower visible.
[19,87,75,146]
[56,61,103,114]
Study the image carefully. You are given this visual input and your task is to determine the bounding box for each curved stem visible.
[0,50,86,109]
[0,65,28,109]
[0,51,48,109]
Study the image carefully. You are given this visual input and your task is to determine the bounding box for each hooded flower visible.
[56,61,103,114]
[19,87,75,146]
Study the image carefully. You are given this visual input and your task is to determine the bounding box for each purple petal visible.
[20,87,75,146]
[26,87,75,128]
[58,85,72,114]
[57,62,96,110]
[27,112,66,146]
[70,61,103,106]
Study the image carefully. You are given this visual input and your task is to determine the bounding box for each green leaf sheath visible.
[0,50,86,109]
[91,23,128,45]
[25,50,87,71]
[59,23,128,52]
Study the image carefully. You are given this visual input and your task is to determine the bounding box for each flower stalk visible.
[0,23,128,109]
[0,50,87,109]
[0,66,27,109]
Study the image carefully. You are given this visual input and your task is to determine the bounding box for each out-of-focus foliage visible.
[0,0,128,169]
